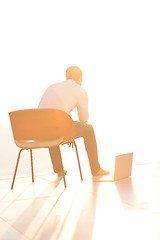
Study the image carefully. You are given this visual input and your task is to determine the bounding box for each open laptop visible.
[93,152,133,182]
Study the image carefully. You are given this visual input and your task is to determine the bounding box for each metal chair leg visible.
[11,148,35,190]
[61,140,83,187]
[11,148,23,190]
[61,159,67,188]
[73,141,83,181]
[30,149,34,183]
[62,175,67,188]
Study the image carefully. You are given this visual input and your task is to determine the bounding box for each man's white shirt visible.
[38,80,89,123]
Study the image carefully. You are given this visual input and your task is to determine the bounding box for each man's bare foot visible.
[93,168,110,176]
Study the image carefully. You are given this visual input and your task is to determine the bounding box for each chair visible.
[9,108,83,189]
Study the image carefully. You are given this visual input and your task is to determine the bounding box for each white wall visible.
[0,0,160,177]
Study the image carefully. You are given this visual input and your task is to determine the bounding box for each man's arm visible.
[77,91,89,123]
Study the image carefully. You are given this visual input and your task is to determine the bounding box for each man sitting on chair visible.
[38,66,110,177]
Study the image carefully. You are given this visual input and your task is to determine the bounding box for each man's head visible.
[66,66,82,85]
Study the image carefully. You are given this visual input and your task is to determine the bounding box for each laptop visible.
[93,152,133,182]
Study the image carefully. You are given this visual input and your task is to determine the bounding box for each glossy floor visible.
[0,160,160,240]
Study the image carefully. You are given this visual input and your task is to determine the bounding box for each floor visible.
[0,152,160,240]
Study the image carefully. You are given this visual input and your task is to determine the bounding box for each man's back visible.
[38,79,89,123]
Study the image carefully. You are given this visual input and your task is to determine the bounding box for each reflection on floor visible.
[0,161,160,240]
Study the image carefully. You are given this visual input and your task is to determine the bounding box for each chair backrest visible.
[9,108,76,144]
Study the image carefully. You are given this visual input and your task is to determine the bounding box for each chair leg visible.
[11,148,23,190]
[61,160,66,188]
[62,175,66,188]
[73,141,83,181]
[30,149,34,183]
